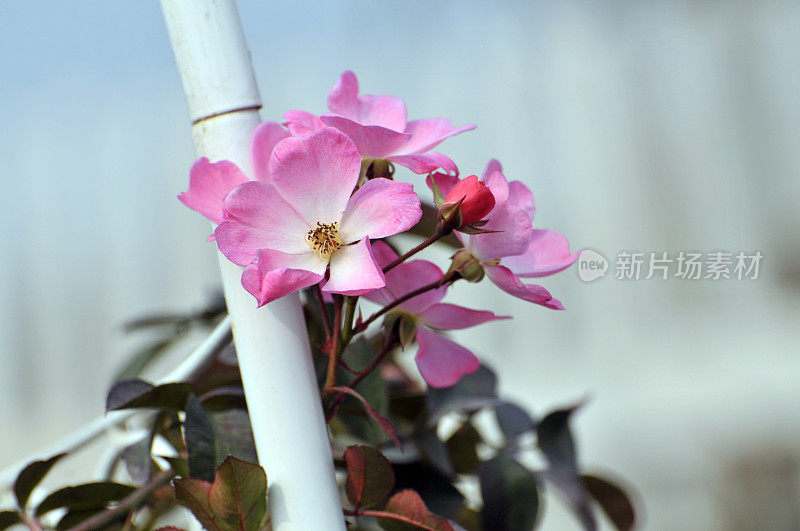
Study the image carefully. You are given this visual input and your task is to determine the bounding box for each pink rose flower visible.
[178,121,290,228]
[214,128,423,306]
[283,71,475,175]
[363,241,509,388]
[429,161,579,309]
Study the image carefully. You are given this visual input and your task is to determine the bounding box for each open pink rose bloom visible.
[364,241,509,387]
[283,71,475,175]
[178,71,580,387]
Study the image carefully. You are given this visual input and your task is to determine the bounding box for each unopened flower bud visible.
[449,250,485,283]
[443,175,495,226]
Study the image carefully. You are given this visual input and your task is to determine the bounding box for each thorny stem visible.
[313,284,333,340]
[324,296,344,390]
[66,469,174,531]
[354,270,460,334]
[382,232,442,274]
[325,332,398,422]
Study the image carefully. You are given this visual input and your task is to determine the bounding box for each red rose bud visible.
[443,175,495,225]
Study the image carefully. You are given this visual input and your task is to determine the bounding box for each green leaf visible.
[14,453,66,510]
[106,379,195,411]
[329,386,401,449]
[444,422,481,475]
[537,403,596,530]
[213,410,258,467]
[426,365,499,424]
[344,445,395,510]
[375,489,454,531]
[175,478,219,531]
[120,436,153,484]
[185,394,216,482]
[398,315,418,349]
[414,426,454,476]
[114,336,177,382]
[454,225,501,235]
[0,511,21,531]
[35,482,135,516]
[582,474,636,531]
[55,507,122,531]
[429,176,446,208]
[209,456,267,531]
[124,313,192,333]
[340,337,388,416]
[392,462,464,519]
[478,455,539,531]
[537,404,581,474]
[163,456,190,478]
[495,402,536,443]
[201,386,247,412]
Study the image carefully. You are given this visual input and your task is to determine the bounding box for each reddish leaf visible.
[174,457,266,531]
[367,490,455,531]
[344,446,395,510]
[208,456,267,531]
[329,385,401,449]
[174,479,219,531]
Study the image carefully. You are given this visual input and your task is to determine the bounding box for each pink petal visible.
[501,229,580,278]
[417,303,510,331]
[415,327,480,388]
[507,180,535,222]
[395,118,475,155]
[323,238,386,296]
[483,170,509,207]
[369,240,400,268]
[282,110,326,138]
[327,71,408,131]
[387,152,458,175]
[425,172,460,198]
[361,259,446,314]
[339,178,422,244]
[483,159,503,179]
[178,158,248,224]
[319,115,410,159]
[215,181,311,266]
[269,127,361,224]
[464,203,533,262]
[250,122,290,182]
[485,264,564,310]
[241,249,325,307]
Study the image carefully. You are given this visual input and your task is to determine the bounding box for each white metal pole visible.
[159,2,344,529]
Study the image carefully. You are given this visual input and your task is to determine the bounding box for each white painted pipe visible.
[159,2,344,530]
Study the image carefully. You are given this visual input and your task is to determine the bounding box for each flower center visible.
[306,222,342,259]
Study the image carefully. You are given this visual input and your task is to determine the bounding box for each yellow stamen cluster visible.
[306,222,342,259]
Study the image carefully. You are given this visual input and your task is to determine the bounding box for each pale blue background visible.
[2,1,800,529]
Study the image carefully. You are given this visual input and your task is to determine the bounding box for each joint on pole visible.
[192,103,263,125]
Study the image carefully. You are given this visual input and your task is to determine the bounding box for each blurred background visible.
[1,1,799,528]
